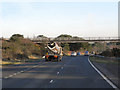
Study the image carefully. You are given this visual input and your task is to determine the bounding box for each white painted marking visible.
[9,75,13,77]
[13,73,17,75]
[88,58,117,88]
[21,71,24,73]
[61,67,64,69]
[49,80,53,83]
[4,77,9,79]
[33,66,37,67]
[17,72,21,74]
[3,64,41,79]
[57,72,59,75]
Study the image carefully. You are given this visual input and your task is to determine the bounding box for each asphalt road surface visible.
[2,56,114,88]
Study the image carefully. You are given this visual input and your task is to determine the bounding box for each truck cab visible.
[45,54,62,62]
[45,41,63,62]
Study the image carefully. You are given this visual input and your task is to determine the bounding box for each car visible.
[71,52,77,56]
[77,52,81,56]
[84,51,89,56]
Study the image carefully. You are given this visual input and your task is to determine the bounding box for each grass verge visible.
[1,55,44,66]
[89,56,119,65]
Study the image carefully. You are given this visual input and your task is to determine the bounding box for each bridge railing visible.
[30,37,120,42]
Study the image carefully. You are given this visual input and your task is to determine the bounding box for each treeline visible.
[55,34,93,52]
[2,34,46,61]
[2,34,120,60]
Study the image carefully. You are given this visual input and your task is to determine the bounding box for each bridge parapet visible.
[30,37,120,43]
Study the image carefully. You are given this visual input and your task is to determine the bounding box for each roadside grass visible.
[1,61,23,65]
[1,55,44,66]
[89,56,119,65]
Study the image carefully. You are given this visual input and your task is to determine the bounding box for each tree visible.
[69,43,82,51]
[37,35,47,38]
[73,36,84,40]
[10,34,24,42]
[63,43,70,51]
[57,34,72,38]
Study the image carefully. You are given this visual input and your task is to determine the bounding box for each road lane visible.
[2,60,45,78]
[2,56,114,88]
[2,57,69,88]
[47,56,113,88]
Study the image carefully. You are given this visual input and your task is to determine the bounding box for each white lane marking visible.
[20,70,24,73]
[33,66,37,68]
[88,58,117,88]
[4,64,40,79]
[13,73,17,75]
[57,72,59,75]
[4,77,9,79]
[9,75,13,77]
[17,72,21,74]
[49,80,53,83]
[61,67,64,69]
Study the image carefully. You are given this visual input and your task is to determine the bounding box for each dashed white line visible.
[4,77,9,79]
[49,80,53,83]
[4,64,40,79]
[61,67,64,69]
[57,72,59,75]
[9,75,13,77]
[33,66,37,68]
[17,72,21,74]
[20,70,24,73]
[13,73,17,75]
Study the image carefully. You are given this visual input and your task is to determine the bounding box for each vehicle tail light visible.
[54,55,58,58]
[46,55,49,58]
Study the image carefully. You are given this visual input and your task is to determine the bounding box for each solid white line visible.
[49,80,53,83]
[88,58,117,88]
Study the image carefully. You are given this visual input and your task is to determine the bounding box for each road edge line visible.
[88,57,118,89]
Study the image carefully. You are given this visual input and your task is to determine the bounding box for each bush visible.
[100,48,120,57]
[2,34,44,61]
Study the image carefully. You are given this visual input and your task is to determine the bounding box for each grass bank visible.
[1,55,43,66]
[89,56,119,88]
[89,56,119,64]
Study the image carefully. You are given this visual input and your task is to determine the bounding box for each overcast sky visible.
[0,1,118,38]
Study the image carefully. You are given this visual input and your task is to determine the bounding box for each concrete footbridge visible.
[30,37,120,43]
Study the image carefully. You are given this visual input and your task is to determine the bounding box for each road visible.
[2,56,114,88]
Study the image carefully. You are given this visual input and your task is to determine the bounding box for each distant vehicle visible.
[71,52,77,56]
[90,51,95,56]
[84,51,89,56]
[45,41,63,62]
[77,52,81,56]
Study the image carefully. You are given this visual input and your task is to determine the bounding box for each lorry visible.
[45,41,63,62]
